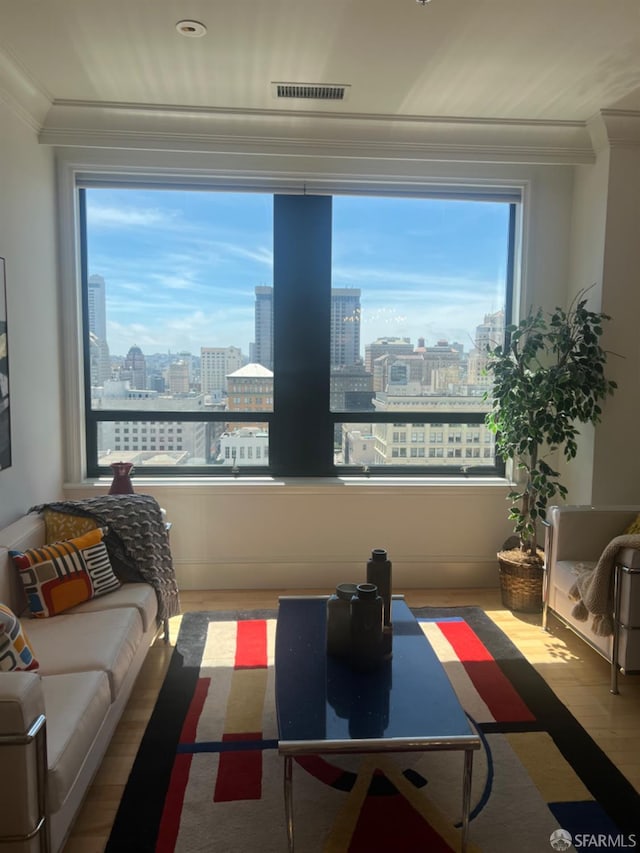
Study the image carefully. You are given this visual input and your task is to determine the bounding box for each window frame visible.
[77,181,517,479]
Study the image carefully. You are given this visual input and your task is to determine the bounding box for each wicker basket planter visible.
[498,550,544,613]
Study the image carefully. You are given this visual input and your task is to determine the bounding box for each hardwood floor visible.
[63,588,640,852]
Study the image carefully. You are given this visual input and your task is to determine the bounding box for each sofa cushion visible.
[0,602,39,671]
[553,560,597,596]
[549,576,613,660]
[11,527,121,618]
[69,582,158,632]
[43,509,98,544]
[41,670,112,812]
[25,607,143,700]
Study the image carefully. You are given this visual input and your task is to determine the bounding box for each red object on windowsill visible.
[108,462,134,494]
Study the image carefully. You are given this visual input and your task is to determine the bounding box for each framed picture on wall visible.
[0,257,11,470]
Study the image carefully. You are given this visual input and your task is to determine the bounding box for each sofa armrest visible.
[0,672,45,734]
[548,505,640,563]
[0,673,48,849]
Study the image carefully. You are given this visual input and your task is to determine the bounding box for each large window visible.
[80,185,516,477]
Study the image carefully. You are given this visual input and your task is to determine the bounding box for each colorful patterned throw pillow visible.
[0,603,39,670]
[43,509,98,544]
[11,527,121,618]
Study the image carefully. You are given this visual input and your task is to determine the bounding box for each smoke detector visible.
[176,20,207,37]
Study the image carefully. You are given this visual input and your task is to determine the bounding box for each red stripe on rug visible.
[235,620,268,668]
[155,752,193,853]
[214,732,263,801]
[294,754,350,786]
[437,620,535,722]
[179,677,210,743]
[350,789,455,852]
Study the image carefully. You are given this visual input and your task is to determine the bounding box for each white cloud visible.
[86,205,174,228]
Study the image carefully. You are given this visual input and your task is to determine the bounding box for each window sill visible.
[65,475,511,496]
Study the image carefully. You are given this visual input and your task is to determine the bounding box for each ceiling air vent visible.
[271,82,350,101]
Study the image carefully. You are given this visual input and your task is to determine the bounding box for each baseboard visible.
[173,559,500,590]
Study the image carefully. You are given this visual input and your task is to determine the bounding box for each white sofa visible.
[543,505,640,693]
[0,512,167,853]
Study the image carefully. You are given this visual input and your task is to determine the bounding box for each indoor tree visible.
[484,288,617,565]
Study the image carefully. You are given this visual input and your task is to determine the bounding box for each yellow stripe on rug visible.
[506,731,593,802]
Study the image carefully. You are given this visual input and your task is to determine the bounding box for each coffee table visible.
[275,595,481,852]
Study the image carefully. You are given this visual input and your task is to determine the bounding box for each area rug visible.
[105,607,640,852]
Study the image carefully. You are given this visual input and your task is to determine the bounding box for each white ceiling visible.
[1,0,640,121]
[1,0,640,166]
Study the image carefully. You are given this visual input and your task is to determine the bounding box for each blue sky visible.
[86,188,509,358]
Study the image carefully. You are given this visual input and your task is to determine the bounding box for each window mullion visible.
[272,195,332,475]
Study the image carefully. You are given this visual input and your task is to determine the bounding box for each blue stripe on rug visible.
[177,739,279,754]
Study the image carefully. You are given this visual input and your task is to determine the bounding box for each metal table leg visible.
[283,755,294,852]
[461,748,474,852]
[610,563,621,694]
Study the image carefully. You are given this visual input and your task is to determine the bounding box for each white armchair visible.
[543,505,640,693]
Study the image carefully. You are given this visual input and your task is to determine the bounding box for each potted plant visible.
[484,289,617,612]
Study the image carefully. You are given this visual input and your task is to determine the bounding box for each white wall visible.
[560,152,610,504]
[64,479,516,591]
[0,103,62,527]
[592,142,640,504]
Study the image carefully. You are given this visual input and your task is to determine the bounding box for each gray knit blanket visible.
[568,533,640,636]
[29,494,181,622]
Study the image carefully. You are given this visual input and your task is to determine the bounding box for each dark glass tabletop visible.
[275,596,479,753]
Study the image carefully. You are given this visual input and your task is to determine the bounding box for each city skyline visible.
[85,188,510,359]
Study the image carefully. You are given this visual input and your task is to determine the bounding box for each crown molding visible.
[593,109,640,149]
[0,46,51,130]
[39,100,595,166]
[0,46,596,166]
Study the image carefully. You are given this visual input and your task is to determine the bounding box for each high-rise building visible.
[373,352,426,392]
[250,286,362,370]
[88,332,111,387]
[330,364,374,411]
[253,286,273,370]
[175,351,195,383]
[167,360,190,394]
[93,390,210,463]
[370,394,494,466]
[364,337,413,374]
[467,310,505,386]
[421,340,462,390]
[121,345,147,390]
[226,363,273,412]
[331,288,361,367]
[201,346,243,396]
[88,274,107,341]
[225,363,273,436]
